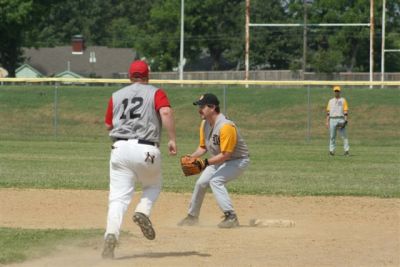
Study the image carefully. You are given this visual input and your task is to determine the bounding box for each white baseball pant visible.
[104,139,162,240]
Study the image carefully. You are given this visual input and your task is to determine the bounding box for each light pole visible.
[302,0,313,80]
[179,0,185,80]
[245,0,250,86]
[381,0,386,88]
[369,0,374,89]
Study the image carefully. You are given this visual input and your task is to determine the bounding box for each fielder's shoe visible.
[344,151,350,156]
[133,212,156,240]
[177,214,199,226]
[218,211,239,228]
[329,151,335,156]
[101,233,117,259]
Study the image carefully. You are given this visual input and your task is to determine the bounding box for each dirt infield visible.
[1,188,399,267]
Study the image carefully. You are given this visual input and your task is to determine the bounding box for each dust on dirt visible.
[1,188,399,267]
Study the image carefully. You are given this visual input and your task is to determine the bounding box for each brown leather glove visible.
[336,121,348,129]
[180,155,208,176]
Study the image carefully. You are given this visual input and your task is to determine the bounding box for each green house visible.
[15,64,44,78]
[54,70,83,78]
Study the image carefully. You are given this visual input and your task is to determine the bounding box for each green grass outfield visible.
[0,85,399,263]
[0,85,398,197]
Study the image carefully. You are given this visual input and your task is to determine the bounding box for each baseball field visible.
[0,85,399,266]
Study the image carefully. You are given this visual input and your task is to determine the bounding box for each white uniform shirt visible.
[326,97,348,117]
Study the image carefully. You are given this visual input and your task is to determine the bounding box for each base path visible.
[1,188,399,267]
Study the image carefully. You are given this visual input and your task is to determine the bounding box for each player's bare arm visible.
[326,113,330,128]
[190,146,207,158]
[105,123,113,131]
[159,106,177,155]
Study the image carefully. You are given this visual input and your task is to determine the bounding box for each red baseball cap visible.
[129,60,149,79]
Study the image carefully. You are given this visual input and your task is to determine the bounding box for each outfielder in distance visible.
[178,93,250,228]
[102,60,177,259]
[326,85,350,156]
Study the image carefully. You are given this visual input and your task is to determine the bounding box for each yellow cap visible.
[333,85,341,92]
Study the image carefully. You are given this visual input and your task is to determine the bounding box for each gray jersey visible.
[202,114,249,159]
[327,97,348,118]
[109,83,161,142]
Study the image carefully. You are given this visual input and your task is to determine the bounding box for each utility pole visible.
[369,0,374,88]
[179,0,185,81]
[302,0,308,80]
[381,0,385,88]
[245,0,250,87]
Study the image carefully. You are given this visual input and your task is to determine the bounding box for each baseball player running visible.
[326,85,350,156]
[178,93,250,228]
[102,60,177,259]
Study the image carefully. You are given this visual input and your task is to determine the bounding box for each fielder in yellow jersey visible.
[178,93,250,228]
[326,85,350,156]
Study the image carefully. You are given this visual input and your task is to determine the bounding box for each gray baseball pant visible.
[329,117,350,153]
[188,157,250,216]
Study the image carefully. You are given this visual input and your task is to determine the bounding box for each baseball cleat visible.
[133,212,156,240]
[177,214,199,226]
[218,211,239,228]
[329,151,335,156]
[101,233,117,259]
[344,151,350,156]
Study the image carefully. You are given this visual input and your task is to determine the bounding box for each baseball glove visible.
[180,155,208,176]
[336,121,348,129]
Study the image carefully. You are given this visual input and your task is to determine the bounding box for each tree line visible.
[1,0,399,77]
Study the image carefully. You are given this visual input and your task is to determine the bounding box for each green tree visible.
[383,0,400,71]
[0,0,34,76]
[312,0,372,72]
[284,0,400,73]
[105,0,154,48]
[249,0,299,70]
[185,0,244,70]
[131,0,181,71]
[2,0,400,75]
[33,0,114,46]
[0,0,67,76]
[132,0,246,71]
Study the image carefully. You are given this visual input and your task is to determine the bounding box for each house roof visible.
[54,70,83,78]
[23,46,137,78]
[15,63,44,77]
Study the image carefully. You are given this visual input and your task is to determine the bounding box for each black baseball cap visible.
[193,93,220,106]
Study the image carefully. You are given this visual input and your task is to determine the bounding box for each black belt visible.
[115,138,157,146]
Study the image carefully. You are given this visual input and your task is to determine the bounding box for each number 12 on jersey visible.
[120,97,143,120]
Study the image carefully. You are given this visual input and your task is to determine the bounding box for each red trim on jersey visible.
[155,89,171,111]
[105,97,113,125]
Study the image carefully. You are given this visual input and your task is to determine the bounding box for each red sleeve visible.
[154,89,171,111]
[105,97,113,125]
